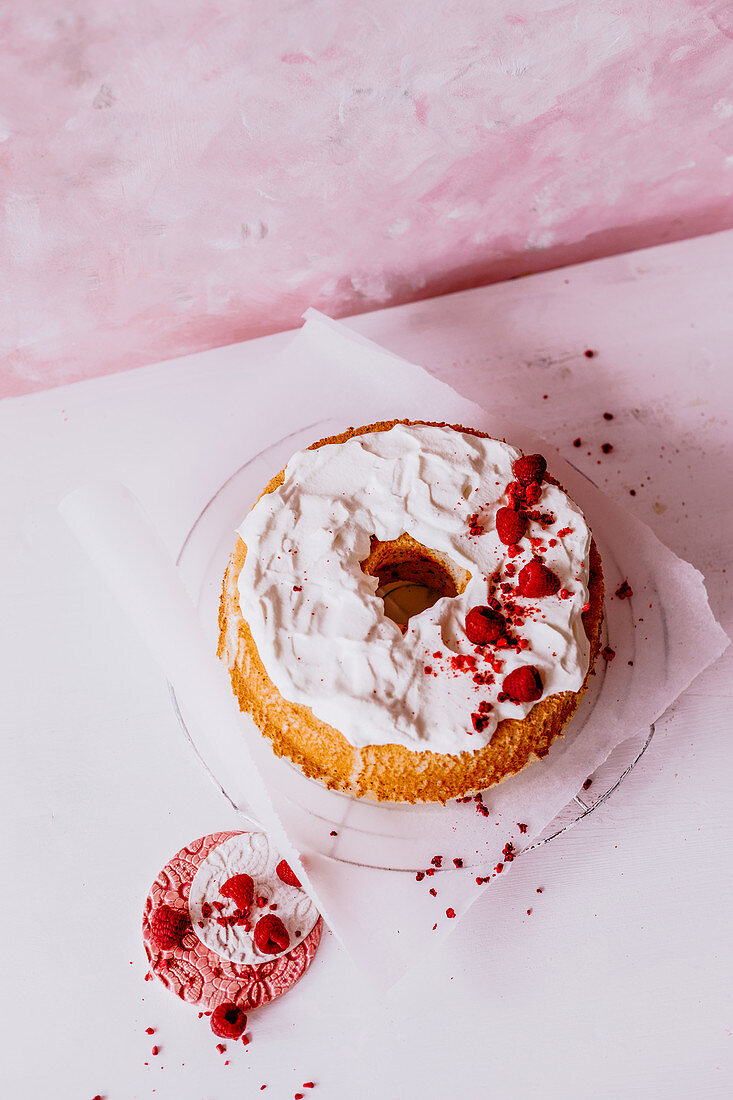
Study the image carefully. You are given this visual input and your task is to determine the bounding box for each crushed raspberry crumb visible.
[556,526,573,538]
[429,888,437,897]
[453,858,463,867]
[292,585,302,592]
[431,855,443,867]
[216,1043,226,1054]
[573,437,582,447]
[415,871,425,881]
[615,580,633,599]
[526,908,532,916]
[152,1045,160,1056]
[471,712,490,733]
[583,777,593,790]
[601,646,616,661]
[330,830,338,836]
[446,908,456,918]
[518,823,528,833]
[494,863,504,874]
[601,443,613,454]
[502,842,516,863]
[584,349,595,357]
[536,887,543,893]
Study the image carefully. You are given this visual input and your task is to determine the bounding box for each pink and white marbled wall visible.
[2,1,733,397]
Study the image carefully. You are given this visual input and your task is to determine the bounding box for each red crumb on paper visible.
[453,858,463,868]
[145,1027,155,1035]
[429,888,437,897]
[151,1046,159,1056]
[446,908,456,918]
[431,855,443,867]
[494,863,504,874]
[518,823,528,833]
[216,1043,226,1054]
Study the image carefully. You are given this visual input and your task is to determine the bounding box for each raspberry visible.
[253,914,291,955]
[517,560,561,598]
[495,507,527,546]
[148,904,188,950]
[465,605,506,645]
[275,860,302,888]
[524,482,542,506]
[502,665,543,703]
[210,1002,248,1040]
[512,454,547,486]
[220,874,254,911]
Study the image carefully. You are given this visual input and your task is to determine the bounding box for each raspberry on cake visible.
[218,420,604,803]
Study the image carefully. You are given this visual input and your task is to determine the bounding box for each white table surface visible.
[2,230,731,1100]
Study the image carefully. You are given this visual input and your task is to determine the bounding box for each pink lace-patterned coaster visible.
[142,831,322,1012]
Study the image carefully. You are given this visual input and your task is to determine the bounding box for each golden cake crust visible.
[218,420,605,804]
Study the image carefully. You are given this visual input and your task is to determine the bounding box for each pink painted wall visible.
[2,1,733,398]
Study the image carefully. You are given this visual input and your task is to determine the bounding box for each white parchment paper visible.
[62,310,729,989]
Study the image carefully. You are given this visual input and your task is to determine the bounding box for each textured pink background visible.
[2,1,733,398]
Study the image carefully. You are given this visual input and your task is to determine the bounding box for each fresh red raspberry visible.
[465,605,506,645]
[276,860,302,888]
[148,904,189,950]
[210,1002,248,1040]
[502,665,543,703]
[253,914,291,955]
[220,873,255,911]
[512,454,547,486]
[517,560,561,597]
[496,507,527,546]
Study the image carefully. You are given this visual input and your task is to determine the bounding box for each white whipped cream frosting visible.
[237,424,591,754]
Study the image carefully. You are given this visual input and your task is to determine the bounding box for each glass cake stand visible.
[170,420,654,872]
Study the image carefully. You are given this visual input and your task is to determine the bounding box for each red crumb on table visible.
[527,908,532,916]
[601,646,616,661]
[573,438,582,447]
[536,887,543,893]
[518,822,528,833]
[601,443,613,454]
[584,349,595,358]
[453,858,463,867]
[502,842,516,863]
[446,908,456,918]
[151,1046,160,1056]
[329,830,338,837]
[431,855,443,867]
[615,580,633,599]
[429,888,437,897]
[495,863,504,874]
[583,777,593,790]
[145,1027,155,1035]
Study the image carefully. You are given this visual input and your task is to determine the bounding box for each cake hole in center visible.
[360,533,471,631]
